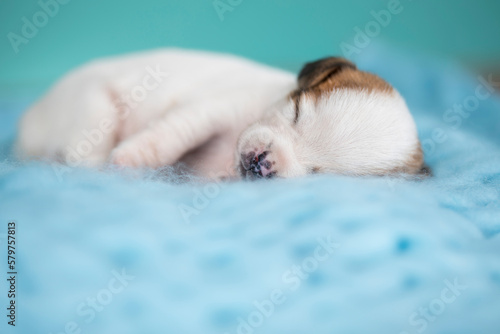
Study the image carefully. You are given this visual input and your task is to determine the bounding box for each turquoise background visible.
[1,3,500,333]
[1,0,500,89]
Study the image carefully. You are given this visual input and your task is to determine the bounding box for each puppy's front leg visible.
[109,104,225,168]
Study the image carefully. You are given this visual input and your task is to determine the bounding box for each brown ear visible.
[298,57,357,90]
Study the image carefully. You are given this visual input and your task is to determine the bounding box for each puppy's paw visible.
[236,126,307,179]
[109,142,156,168]
[236,127,279,179]
[238,149,277,180]
[109,147,140,167]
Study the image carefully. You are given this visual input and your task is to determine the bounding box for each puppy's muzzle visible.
[239,151,276,180]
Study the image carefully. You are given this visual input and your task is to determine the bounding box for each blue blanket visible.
[1,45,500,334]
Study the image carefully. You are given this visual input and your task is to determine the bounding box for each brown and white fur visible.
[16,48,425,180]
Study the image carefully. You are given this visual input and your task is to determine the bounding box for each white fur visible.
[17,48,420,179]
[237,89,419,177]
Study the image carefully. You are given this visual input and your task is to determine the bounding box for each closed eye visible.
[291,91,302,125]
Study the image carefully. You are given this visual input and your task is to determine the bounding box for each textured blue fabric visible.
[1,45,499,334]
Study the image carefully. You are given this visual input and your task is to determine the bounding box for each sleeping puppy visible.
[17,49,425,179]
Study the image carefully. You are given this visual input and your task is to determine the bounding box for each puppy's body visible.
[17,49,424,179]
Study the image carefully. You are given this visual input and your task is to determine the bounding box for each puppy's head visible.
[236,57,424,179]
